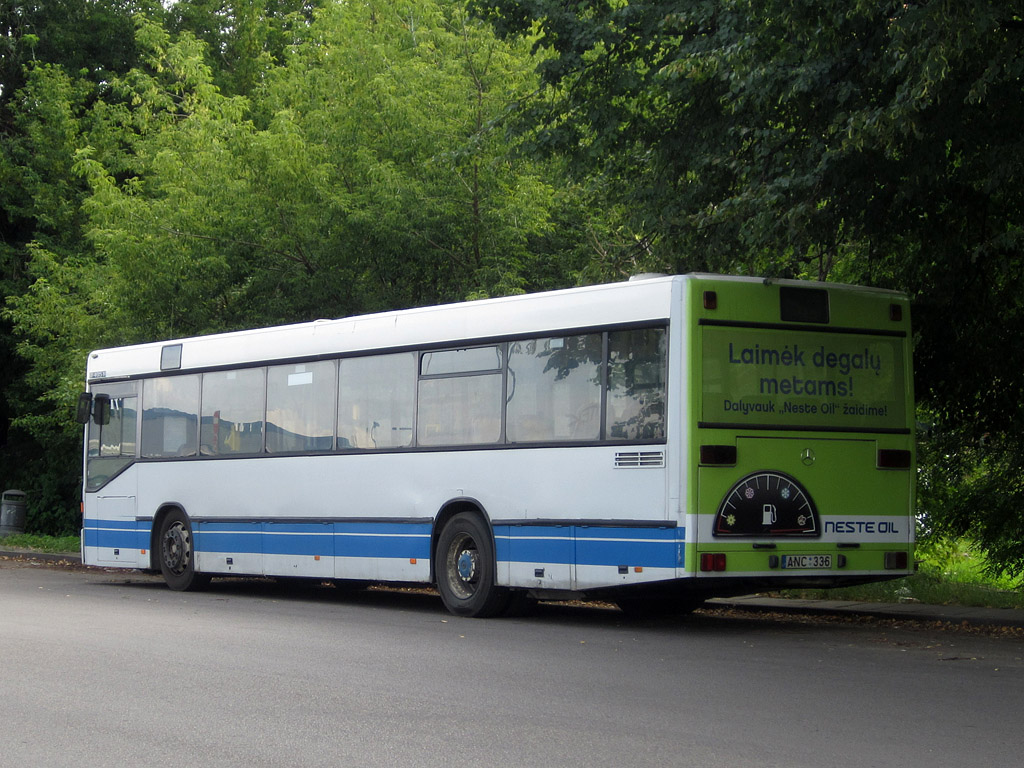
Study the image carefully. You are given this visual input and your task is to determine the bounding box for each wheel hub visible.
[457,549,478,582]
[162,524,188,574]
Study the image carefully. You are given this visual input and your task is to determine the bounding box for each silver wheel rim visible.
[444,531,480,600]
[162,521,191,576]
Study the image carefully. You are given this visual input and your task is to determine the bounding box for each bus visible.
[77,274,915,617]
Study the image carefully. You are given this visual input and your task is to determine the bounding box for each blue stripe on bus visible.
[575,526,681,568]
[495,525,574,564]
[83,518,138,530]
[84,518,682,568]
[334,521,430,561]
[496,525,684,569]
[194,520,432,560]
[263,523,333,557]
[575,538,678,568]
[83,518,148,550]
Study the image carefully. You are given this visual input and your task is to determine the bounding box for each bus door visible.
[81,381,140,565]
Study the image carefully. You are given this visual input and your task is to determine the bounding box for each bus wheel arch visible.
[152,505,210,592]
[432,501,509,618]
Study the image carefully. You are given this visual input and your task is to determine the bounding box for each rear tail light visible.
[700,553,727,572]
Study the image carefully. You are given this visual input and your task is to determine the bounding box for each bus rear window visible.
[780,286,829,324]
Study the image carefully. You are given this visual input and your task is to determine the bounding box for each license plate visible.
[781,554,833,569]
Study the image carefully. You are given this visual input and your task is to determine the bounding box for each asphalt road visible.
[2,561,1023,768]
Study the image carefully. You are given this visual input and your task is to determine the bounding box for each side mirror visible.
[76,392,93,425]
[93,394,111,426]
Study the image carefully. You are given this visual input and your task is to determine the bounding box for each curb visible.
[4,548,1023,629]
[0,547,82,564]
[709,595,1024,630]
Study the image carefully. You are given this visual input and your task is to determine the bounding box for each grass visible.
[780,571,1024,610]
[3,533,1022,609]
[0,533,81,554]
[779,537,1024,610]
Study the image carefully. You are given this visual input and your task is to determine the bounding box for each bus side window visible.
[506,334,602,443]
[417,346,503,447]
[606,328,667,441]
[338,353,416,449]
[142,375,199,458]
[266,361,335,453]
[87,394,137,490]
[200,369,266,455]
[418,374,502,446]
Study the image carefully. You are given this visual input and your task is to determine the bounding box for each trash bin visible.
[0,490,27,537]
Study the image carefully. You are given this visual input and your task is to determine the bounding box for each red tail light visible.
[700,553,727,572]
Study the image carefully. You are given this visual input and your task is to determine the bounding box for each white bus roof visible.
[85,274,905,381]
[87,275,685,381]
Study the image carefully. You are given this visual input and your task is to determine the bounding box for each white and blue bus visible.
[79,275,915,616]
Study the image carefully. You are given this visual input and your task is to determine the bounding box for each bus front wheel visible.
[436,512,509,618]
[158,509,210,592]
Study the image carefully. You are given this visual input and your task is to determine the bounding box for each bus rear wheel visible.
[436,512,509,618]
[158,509,210,592]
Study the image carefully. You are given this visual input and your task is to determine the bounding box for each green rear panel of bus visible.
[687,277,915,585]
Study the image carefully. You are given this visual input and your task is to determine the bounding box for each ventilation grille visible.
[614,451,666,468]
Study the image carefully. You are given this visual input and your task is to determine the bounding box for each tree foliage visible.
[472,0,1024,573]
[165,0,328,97]
[1,2,162,530]
[1,0,607,531]
[4,0,1024,575]
[64,3,583,332]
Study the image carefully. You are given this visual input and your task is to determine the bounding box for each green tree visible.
[259,0,569,308]
[473,0,1024,573]
[1,1,164,530]
[1,0,155,122]
[5,2,614,531]
[167,0,327,97]
[68,1,592,335]
[1,63,126,532]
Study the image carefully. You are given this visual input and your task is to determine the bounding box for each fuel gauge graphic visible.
[713,471,819,537]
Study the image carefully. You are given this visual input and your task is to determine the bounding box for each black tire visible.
[436,512,510,618]
[157,508,210,592]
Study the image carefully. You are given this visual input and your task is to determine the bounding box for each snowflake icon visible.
[745,487,755,500]
[781,487,791,500]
